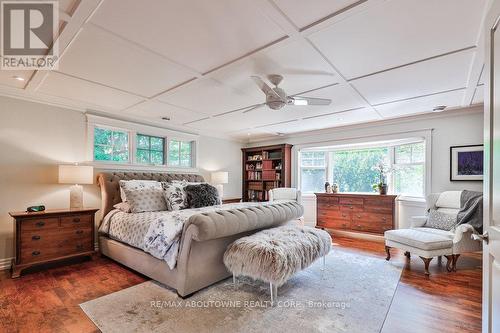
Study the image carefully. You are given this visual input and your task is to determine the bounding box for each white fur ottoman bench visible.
[223,226,332,304]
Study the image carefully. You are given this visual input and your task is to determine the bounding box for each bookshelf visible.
[241,144,292,202]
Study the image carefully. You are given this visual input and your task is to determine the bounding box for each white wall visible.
[0,95,243,266]
[248,107,484,227]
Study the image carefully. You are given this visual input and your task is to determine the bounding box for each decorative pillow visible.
[122,187,167,213]
[184,183,221,208]
[162,181,187,211]
[113,202,131,213]
[119,180,162,202]
[425,209,457,231]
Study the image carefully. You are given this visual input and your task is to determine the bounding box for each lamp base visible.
[69,184,84,209]
[216,184,224,201]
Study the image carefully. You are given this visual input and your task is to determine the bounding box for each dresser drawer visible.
[20,227,92,248]
[339,197,364,206]
[21,218,59,231]
[318,210,350,220]
[352,212,392,224]
[20,245,64,264]
[60,215,92,228]
[317,217,349,230]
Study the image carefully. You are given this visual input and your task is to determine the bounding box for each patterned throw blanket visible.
[100,202,273,269]
[457,190,483,234]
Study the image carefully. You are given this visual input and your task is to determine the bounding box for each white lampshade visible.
[211,171,228,184]
[58,165,94,185]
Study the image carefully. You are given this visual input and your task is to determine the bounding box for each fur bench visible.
[223,226,332,304]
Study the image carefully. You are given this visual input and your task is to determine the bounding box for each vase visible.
[379,184,388,195]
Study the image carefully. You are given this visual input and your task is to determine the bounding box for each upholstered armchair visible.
[384,191,482,275]
[269,188,303,225]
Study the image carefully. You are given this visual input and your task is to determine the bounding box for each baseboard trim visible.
[0,257,13,271]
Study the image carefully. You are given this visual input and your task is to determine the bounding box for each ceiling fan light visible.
[294,99,308,106]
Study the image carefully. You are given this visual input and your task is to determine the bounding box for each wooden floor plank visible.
[0,236,482,333]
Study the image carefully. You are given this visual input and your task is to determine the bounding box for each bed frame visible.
[96,172,303,297]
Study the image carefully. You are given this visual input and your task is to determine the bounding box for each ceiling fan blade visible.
[251,76,282,101]
[289,96,332,106]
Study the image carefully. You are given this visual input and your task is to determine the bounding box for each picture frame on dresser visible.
[450,145,484,181]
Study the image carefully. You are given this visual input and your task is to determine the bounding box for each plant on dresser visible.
[9,208,98,278]
[315,193,397,235]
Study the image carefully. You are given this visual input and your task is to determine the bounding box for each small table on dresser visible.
[9,208,99,278]
[315,193,397,235]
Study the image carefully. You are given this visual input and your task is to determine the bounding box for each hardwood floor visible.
[0,237,482,333]
[333,237,482,333]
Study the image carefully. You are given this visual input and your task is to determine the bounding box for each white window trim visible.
[86,114,199,172]
[293,129,432,198]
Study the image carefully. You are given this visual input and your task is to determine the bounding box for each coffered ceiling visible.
[0,0,489,142]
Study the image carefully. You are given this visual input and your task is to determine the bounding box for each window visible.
[299,141,426,197]
[331,147,388,193]
[93,127,129,162]
[136,134,165,165]
[300,152,326,193]
[168,140,193,167]
[393,142,425,197]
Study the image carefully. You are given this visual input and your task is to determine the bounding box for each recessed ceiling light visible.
[432,105,447,112]
[161,116,171,121]
[12,76,25,81]
[276,132,285,137]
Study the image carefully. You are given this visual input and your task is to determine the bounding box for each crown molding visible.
[246,104,484,145]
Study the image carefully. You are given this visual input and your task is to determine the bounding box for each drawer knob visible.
[32,251,40,256]
[349,206,353,210]
[357,214,361,218]
[342,214,347,217]
[73,218,81,223]
[75,230,84,235]
[32,235,41,240]
[357,225,362,228]
[35,221,45,227]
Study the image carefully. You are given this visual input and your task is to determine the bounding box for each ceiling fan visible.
[232,74,332,114]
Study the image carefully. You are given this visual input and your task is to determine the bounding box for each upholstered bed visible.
[96,172,303,297]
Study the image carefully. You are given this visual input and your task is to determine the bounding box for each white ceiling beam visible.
[462,0,493,106]
[25,0,103,92]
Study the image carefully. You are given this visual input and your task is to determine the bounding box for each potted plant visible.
[372,161,392,195]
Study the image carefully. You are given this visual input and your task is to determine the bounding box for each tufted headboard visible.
[96,172,205,220]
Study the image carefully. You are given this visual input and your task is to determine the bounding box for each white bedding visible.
[99,202,273,269]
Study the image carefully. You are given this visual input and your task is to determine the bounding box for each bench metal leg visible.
[270,282,277,306]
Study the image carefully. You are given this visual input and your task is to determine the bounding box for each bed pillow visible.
[425,209,457,231]
[113,202,131,213]
[184,183,221,208]
[162,181,187,211]
[119,180,162,202]
[122,187,167,213]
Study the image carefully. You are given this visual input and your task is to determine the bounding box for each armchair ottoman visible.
[384,191,482,275]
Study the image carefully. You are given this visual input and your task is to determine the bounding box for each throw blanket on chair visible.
[457,190,483,234]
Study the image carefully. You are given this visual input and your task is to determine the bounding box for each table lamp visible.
[58,165,94,209]
[211,171,228,199]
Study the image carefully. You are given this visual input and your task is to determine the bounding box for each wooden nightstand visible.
[9,208,99,278]
[222,198,242,204]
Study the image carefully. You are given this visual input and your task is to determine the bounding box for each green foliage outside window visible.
[331,148,388,193]
[94,127,129,162]
[169,140,192,167]
[137,134,164,165]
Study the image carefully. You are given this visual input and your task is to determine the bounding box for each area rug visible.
[80,249,402,333]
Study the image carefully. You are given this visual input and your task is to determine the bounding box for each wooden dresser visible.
[9,208,98,278]
[315,193,397,235]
